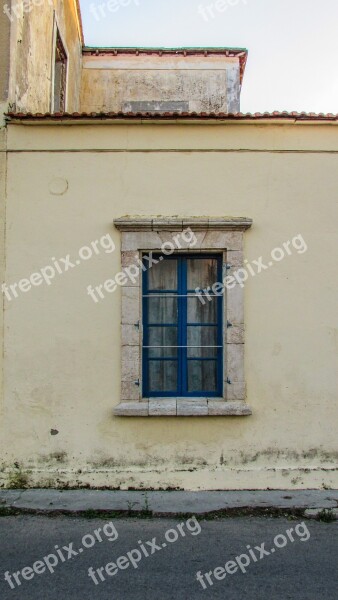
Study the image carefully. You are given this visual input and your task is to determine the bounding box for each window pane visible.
[187,296,217,323]
[148,327,178,357]
[147,296,178,324]
[187,360,217,392]
[148,347,178,358]
[187,258,218,290]
[148,361,178,393]
[187,346,217,358]
[147,257,177,290]
[143,255,222,396]
[187,326,218,348]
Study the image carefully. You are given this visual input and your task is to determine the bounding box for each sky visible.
[79,0,338,114]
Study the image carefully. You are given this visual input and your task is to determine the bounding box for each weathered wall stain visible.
[80,54,242,114]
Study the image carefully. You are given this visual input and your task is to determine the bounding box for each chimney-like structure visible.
[80,47,248,114]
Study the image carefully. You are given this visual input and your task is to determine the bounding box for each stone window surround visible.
[113,217,253,417]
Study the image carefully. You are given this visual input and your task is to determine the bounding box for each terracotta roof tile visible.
[6,111,338,122]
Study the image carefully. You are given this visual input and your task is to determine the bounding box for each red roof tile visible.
[5,111,338,122]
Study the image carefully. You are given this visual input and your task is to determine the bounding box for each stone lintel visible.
[114,216,253,232]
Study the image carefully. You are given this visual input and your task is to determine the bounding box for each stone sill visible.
[113,400,252,417]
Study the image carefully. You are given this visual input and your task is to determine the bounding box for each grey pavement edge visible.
[0,489,338,518]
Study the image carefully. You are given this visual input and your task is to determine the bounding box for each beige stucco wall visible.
[0,126,6,435]
[0,4,11,461]
[0,2,11,106]
[1,121,337,490]
[80,55,241,113]
[8,0,82,113]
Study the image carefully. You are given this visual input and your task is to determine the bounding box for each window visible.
[142,254,223,397]
[52,28,67,112]
[113,216,253,417]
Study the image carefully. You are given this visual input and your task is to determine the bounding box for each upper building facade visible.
[80,47,247,114]
[0,0,246,116]
[1,0,83,116]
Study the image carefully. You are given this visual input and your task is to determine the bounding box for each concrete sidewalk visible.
[1,489,337,518]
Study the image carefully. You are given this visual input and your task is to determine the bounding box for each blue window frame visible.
[142,254,223,397]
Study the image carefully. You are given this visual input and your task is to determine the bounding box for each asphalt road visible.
[0,515,337,599]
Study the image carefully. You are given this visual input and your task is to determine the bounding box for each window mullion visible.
[142,258,149,397]
[180,257,188,396]
[217,257,224,397]
[176,257,181,396]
